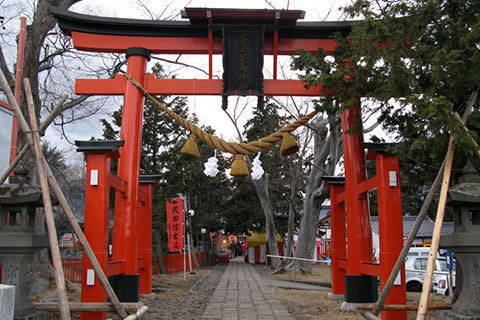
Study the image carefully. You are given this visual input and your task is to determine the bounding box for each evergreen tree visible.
[292,0,480,217]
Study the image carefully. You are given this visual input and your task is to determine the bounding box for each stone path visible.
[201,260,293,320]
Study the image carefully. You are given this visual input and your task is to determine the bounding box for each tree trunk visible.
[189,232,200,269]
[153,230,166,274]
[195,232,203,267]
[294,189,327,272]
[186,217,200,269]
[252,174,280,268]
[292,115,340,272]
[286,200,295,259]
[285,156,303,260]
[19,0,82,176]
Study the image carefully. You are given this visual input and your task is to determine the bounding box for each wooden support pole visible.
[42,155,129,319]
[453,111,480,160]
[0,94,67,183]
[123,305,149,320]
[0,70,30,134]
[38,94,68,135]
[0,143,29,183]
[24,79,71,320]
[416,134,455,320]
[34,302,140,313]
[358,304,452,311]
[0,72,129,319]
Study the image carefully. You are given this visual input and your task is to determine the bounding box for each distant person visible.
[235,242,242,257]
[229,242,236,259]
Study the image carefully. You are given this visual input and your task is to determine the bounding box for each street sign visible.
[445,250,453,270]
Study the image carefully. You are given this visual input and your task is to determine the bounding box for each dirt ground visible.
[140,265,225,320]
[38,262,451,320]
[263,263,452,320]
[39,265,224,320]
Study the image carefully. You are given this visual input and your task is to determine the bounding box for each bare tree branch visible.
[150,55,213,78]
[0,45,14,90]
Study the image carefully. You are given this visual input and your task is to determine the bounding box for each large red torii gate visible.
[50,7,406,320]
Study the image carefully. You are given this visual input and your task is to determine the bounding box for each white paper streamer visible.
[251,153,264,180]
[203,152,219,177]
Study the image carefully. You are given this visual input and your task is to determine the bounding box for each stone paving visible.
[201,260,293,320]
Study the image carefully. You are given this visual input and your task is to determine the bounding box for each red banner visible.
[166,198,184,252]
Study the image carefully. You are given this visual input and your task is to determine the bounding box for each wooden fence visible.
[61,258,82,283]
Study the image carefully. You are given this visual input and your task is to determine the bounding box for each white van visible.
[406,247,436,257]
[372,246,436,263]
[405,252,455,295]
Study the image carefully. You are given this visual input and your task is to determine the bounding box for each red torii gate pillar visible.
[110,47,151,301]
[367,144,407,320]
[324,177,346,300]
[77,140,124,320]
[138,175,160,295]
[341,103,377,302]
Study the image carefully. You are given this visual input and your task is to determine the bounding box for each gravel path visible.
[141,264,226,320]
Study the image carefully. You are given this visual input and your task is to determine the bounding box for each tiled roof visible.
[319,206,330,221]
[370,215,454,238]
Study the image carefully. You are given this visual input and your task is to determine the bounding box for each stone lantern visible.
[440,161,480,320]
[0,178,48,320]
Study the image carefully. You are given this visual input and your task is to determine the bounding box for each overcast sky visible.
[1,0,357,171]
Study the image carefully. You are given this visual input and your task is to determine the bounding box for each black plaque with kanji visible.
[222,25,264,108]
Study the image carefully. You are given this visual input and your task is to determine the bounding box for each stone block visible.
[0,284,15,320]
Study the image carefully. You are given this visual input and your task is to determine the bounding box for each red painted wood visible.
[111,53,148,276]
[361,262,381,277]
[75,76,327,96]
[163,253,197,274]
[375,153,407,320]
[62,258,82,283]
[342,102,373,277]
[138,183,153,294]
[328,183,346,296]
[81,152,112,320]
[357,176,379,195]
[71,31,337,54]
[9,17,27,174]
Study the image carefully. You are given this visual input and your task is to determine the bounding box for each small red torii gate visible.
[324,142,407,319]
[50,6,406,320]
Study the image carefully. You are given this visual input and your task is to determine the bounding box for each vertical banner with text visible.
[166,198,184,252]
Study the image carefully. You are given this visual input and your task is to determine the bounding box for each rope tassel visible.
[181,135,200,158]
[230,155,249,177]
[280,133,299,156]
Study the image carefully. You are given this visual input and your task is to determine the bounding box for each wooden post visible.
[448,269,454,298]
[0,94,67,183]
[0,144,29,183]
[416,135,455,320]
[0,72,129,319]
[358,304,452,311]
[123,305,149,320]
[24,79,71,320]
[34,302,140,313]
[453,111,480,160]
